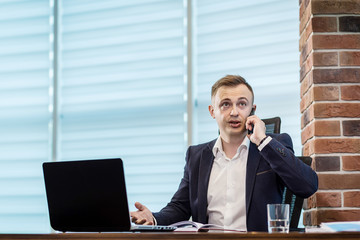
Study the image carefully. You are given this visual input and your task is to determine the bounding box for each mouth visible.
[228,120,242,128]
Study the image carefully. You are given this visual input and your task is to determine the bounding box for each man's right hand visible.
[130,202,155,225]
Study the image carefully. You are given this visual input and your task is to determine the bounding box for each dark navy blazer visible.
[153,133,318,231]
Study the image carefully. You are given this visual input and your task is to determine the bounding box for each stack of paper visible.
[306,221,360,232]
[321,221,360,232]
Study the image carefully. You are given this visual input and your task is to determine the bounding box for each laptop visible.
[42,158,176,232]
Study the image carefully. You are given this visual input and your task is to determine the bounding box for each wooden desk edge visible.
[0,232,360,240]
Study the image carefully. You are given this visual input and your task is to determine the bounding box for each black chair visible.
[282,156,312,232]
[262,117,310,231]
[262,117,281,134]
[223,115,307,230]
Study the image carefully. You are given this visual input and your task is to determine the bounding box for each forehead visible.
[213,84,253,102]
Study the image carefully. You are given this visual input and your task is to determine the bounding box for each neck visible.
[220,132,247,159]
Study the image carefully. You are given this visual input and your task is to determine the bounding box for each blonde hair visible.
[211,75,254,103]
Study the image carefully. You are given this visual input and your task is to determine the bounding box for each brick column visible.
[299,0,360,226]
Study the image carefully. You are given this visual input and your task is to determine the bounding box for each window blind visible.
[0,0,51,233]
[0,0,303,233]
[59,0,187,211]
[193,0,302,154]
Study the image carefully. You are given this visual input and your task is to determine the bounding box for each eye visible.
[220,102,231,109]
[238,101,247,107]
[222,102,230,107]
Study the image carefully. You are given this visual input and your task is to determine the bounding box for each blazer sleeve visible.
[260,133,318,198]
[152,147,192,225]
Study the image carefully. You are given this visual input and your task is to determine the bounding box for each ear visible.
[208,105,215,119]
[252,104,257,113]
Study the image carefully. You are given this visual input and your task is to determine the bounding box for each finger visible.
[246,119,254,132]
[144,221,154,225]
[134,202,145,211]
[245,118,251,130]
[136,218,146,225]
[246,116,255,126]
[131,216,138,223]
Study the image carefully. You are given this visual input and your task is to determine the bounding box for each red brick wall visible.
[299,0,360,226]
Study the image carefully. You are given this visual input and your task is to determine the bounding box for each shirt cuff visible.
[153,216,157,226]
[258,136,272,151]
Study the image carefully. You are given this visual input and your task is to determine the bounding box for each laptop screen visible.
[43,158,132,232]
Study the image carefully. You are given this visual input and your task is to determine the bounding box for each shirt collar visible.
[212,135,250,157]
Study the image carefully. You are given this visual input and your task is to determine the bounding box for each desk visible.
[0,232,359,240]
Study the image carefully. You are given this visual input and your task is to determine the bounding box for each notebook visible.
[42,158,176,232]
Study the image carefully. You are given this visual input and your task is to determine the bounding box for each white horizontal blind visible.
[0,0,51,233]
[59,0,187,211]
[0,0,304,233]
[193,0,301,155]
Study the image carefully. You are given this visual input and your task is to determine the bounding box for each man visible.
[131,75,318,231]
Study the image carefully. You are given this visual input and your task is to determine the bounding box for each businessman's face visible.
[209,84,254,139]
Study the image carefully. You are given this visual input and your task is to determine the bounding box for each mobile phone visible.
[247,108,255,135]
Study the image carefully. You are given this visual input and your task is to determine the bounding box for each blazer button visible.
[276,147,286,157]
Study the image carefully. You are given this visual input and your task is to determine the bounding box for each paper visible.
[169,221,245,232]
[321,221,360,232]
[306,221,360,232]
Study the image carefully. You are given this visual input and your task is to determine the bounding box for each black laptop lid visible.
[42,158,131,232]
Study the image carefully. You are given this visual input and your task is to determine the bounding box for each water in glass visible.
[268,219,289,233]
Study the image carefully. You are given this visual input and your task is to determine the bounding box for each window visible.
[0,0,51,233]
[0,0,300,233]
[193,0,301,153]
[59,0,187,211]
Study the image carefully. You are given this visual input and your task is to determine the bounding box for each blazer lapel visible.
[246,143,261,215]
[197,140,216,223]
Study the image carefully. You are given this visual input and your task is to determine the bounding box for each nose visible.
[230,105,239,116]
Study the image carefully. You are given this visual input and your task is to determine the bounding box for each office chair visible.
[262,117,281,134]
[282,156,312,232]
[262,117,310,231]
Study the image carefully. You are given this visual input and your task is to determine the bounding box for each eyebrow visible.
[219,97,249,102]
[238,97,249,101]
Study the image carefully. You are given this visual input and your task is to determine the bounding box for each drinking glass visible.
[267,204,289,233]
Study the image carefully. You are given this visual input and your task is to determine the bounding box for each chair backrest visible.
[282,156,312,231]
[262,117,281,134]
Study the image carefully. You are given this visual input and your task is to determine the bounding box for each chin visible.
[228,128,246,136]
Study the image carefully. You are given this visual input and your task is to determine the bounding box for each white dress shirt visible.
[207,136,250,231]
